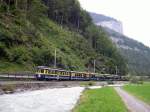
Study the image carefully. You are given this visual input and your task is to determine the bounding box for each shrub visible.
[7,46,31,64]
[1,85,16,93]
[130,76,143,84]
[80,81,95,87]
[88,81,95,86]
[107,80,114,85]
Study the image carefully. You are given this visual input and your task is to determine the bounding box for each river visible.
[0,87,84,112]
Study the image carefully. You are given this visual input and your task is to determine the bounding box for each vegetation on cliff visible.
[0,0,127,75]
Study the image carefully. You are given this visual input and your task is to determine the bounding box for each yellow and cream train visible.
[35,66,127,81]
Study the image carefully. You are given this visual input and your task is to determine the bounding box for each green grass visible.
[73,87,128,112]
[124,82,150,104]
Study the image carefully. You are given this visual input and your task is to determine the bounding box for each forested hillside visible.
[0,0,127,75]
[90,12,150,76]
[104,28,150,76]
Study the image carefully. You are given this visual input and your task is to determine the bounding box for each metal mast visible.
[94,60,96,73]
[115,66,118,75]
[54,49,57,68]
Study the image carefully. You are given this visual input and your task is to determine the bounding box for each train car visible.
[35,66,70,80]
[71,71,91,81]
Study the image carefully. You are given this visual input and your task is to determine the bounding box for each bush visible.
[80,81,95,87]
[130,76,143,84]
[88,81,95,86]
[107,80,114,85]
[7,46,31,64]
[1,85,16,93]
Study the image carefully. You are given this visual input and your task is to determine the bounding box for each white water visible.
[0,87,84,112]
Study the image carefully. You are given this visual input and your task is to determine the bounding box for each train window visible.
[41,69,44,73]
[46,70,48,74]
[48,70,50,74]
[55,70,57,74]
[75,73,78,77]
[38,69,41,73]
[53,70,55,74]
[50,70,53,74]
[51,70,53,74]
[49,70,51,74]
[59,71,61,75]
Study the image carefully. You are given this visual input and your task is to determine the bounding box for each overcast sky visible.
[79,0,150,47]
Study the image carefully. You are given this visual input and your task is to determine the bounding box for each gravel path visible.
[115,87,150,112]
[0,87,84,112]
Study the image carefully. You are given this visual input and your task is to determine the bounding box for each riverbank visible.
[0,81,128,95]
[0,81,100,95]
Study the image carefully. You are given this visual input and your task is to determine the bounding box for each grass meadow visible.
[73,87,128,112]
[124,82,150,104]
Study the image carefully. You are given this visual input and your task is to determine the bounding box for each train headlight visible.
[38,74,41,78]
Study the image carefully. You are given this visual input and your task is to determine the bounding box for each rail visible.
[0,72,35,79]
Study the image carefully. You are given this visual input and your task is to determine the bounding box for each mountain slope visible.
[105,28,150,75]
[90,12,150,75]
[89,12,117,23]
[89,12,123,34]
[0,0,127,75]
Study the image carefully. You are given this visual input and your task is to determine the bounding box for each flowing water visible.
[0,87,84,112]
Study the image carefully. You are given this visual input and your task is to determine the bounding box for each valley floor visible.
[73,87,128,112]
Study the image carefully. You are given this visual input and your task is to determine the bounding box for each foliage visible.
[107,80,114,85]
[0,0,127,75]
[73,87,128,112]
[129,76,143,84]
[43,0,92,32]
[104,27,150,76]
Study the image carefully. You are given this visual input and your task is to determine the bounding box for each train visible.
[35,66,128,81]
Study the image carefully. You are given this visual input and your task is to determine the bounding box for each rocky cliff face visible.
[104,28,150,75]
[90,12,150,75]
[89,12,123,34]
[96,20,123,34]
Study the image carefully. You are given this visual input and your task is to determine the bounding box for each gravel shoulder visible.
[115,87,150,112]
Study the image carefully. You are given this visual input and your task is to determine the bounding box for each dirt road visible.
[115,87,150,112]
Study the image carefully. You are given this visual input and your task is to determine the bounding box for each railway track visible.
[0,73,35,80]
